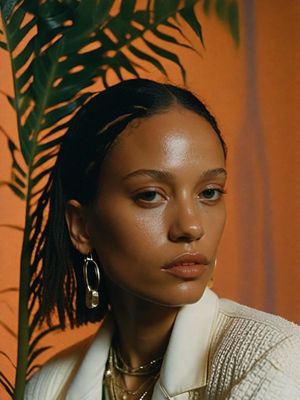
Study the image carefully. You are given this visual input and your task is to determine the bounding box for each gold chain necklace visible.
[113,346,163,376]
[104,346,161,400]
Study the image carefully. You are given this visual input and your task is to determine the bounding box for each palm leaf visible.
[0,127,26,200]
[0,351,16,368]
[128,44,167,76]
[180,1,204,45]
[203,0,239,45]
[0,38,7,49]
[0,372,14,397]
[0,321,16,339]
[143,37,186,80]
[27,346,51,371]
[0,349,15,397]
[28,325,60,356]
[227,1,239,45]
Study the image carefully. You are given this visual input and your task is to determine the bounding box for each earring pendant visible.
[83,253,101,309]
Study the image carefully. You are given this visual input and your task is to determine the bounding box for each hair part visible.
[34,78,227,328]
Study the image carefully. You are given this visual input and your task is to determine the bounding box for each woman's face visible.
[86,106,227,307]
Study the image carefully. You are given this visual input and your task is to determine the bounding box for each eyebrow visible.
[123,168,227,182]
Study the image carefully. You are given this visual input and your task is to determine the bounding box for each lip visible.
[162,253,209,279]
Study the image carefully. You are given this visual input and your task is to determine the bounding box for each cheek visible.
[204,204,226,246]
[89,204,167,269]
[88,205,170,299]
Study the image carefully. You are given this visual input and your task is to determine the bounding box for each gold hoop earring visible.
[83,253,100,309]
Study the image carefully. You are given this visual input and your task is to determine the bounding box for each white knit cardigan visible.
[25,289,300,399]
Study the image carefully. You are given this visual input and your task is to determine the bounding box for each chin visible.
[137,282,208,308]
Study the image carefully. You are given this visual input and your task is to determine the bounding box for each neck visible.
[107,281,180,369]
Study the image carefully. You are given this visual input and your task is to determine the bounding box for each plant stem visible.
[13,216,31,399]
[0,8,31,400]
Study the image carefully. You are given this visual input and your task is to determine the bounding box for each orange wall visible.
[1,1,300,397]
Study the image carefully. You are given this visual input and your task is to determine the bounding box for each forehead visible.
[100,107,225,178]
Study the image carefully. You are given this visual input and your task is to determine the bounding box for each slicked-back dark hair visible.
[35,78,227,328]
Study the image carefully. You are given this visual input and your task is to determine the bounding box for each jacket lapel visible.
[153,289,219,399]
[66,316,113,400]
[66,289,219,400]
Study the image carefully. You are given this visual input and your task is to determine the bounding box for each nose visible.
[168,202,204,243]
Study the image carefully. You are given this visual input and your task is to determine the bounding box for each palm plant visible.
[0,0,238,398]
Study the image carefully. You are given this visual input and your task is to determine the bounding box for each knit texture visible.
[25,298,300,399]
[205,299,300,399]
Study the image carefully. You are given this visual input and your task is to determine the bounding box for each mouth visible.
[162,253,209,279]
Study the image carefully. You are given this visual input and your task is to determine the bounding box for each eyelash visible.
[134,188,226,205]
[200,188,226,201]
[134,190,165,203]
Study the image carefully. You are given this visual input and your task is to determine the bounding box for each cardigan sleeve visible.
[24,355,79,400]
[25,337,91,400]
[207,300,300,400]
[227,333,300,400]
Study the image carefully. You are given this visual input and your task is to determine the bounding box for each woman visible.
[25,79,300,399]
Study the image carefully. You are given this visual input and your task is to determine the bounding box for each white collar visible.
[67,288,219,399]
[66,316,113,400]
[159,288,219,396]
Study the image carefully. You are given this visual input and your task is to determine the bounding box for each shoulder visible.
[215,297,300,359]
[25,336,92,400]
[217,297,300,344]
[208,298,300,398]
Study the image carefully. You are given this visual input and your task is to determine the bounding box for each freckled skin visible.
[86,106,227,307]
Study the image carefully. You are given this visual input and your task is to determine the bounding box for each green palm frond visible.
[0,27,7,48]
[0,372,14,397]
[0,0,239,398]
[203,0,239,45]
[0,129,26,200]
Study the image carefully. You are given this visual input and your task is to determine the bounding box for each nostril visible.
[168,222,204,243]
[167,203,204,243]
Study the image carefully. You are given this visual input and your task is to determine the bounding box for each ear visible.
[65,199,92,255]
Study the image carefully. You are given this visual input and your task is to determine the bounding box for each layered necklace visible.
[103,344,163,400]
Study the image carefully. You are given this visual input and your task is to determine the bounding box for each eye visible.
[134,190,166,206]
[200,188,226,202]
[138,191,160,201]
